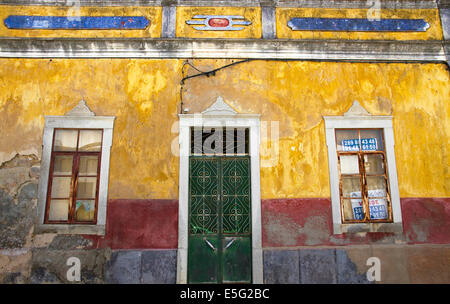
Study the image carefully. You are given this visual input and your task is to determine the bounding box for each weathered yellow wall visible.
[181,60,449,198]
[0,59,448,200]
[276,8,443,40]
[0,59,182,199]
[176,6,261,38]
[0,6,162,37]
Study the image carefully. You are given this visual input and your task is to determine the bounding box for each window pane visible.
[53,130,78,151]
[369,198,389,220]
[367,176,387,197]
[360,129,384,151]
[364,154,385,175]
[78,130,102,151]
[342,198,365,221]
[340,155,359,174]
[79,156,99,176]
[50,177,71,198]
[76,177,97,199]
[336,130,359,151]
[341,176,362,197]
[190,127,249,155]
[53,155,73,175]
[75,200,95,221]
[48,199,69,221]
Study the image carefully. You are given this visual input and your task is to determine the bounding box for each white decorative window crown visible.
[201,96,238,115]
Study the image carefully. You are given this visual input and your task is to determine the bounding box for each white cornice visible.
[0,38,447,62]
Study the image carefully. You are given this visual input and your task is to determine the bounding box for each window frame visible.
[44,128,103,225]
[323,114,402,234]
[36,114,114,235]
[335,128,393,224]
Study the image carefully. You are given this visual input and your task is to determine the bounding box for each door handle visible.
[224,239,235,250]
[204,238,216,252]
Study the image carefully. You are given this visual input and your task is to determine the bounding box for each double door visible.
[188,156,252,283]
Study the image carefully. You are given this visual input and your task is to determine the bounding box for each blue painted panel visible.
[4,15,150,30]
[287,18,429,32]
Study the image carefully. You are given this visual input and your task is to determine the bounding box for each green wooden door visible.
[188,156,252,284]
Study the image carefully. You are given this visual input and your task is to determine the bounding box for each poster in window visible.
[350,189,388,220]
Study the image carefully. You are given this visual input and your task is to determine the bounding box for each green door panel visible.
[188,156,251,284]
[188,235,219,283]
[221,157,251,235]
[189,157,220,235]
[222,236,252,283]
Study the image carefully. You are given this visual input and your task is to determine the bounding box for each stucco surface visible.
[0,59,448,199]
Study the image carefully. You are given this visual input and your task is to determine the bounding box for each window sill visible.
[333,222,403,235]
[34,224,105,235]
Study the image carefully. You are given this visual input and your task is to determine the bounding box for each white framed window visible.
[323,101,403,234]
[35,100,115,235]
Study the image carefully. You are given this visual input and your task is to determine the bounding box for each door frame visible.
[177,103,262,284]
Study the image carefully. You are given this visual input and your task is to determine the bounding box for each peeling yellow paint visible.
[277,8,443,40]
[0,59,448,200]
[0,5,162,38]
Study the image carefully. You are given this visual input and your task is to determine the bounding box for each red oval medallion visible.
[208,18,230,27]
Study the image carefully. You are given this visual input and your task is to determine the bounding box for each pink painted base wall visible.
[83,197,450,249]
[261,198,450,247]
[86,199,178,249]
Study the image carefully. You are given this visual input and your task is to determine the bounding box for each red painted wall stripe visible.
[83,197,450,249]
[85,199,178,249]
[401,198,450,244]
[261,198,450,247]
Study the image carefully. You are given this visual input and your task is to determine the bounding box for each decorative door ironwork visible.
[188,156,251,283]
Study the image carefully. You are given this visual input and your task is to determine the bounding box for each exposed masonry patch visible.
[335,249,371,284]
[264,212,330,246]
[0,249,32,284]
[0,154,43,250]
[48,235,94,250]
[0,154,40,196]
[30,249,111,284]
[0,152,40,169]
[31,233,57,248]
[0,154,39,169]
[0,183,37,248]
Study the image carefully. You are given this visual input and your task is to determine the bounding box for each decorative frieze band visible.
[0,1,439,9]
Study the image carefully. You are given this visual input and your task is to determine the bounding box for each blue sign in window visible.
[369,204,388,219]
[342,138,377,151]
[353,206,364,220]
